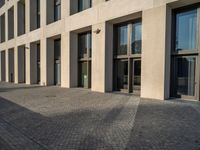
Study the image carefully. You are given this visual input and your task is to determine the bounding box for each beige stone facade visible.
[0,0,200,100]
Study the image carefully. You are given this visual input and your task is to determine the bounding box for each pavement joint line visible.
[0,116,49,150]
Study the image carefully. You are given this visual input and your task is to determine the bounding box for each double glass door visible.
[115,59,141,94]
[174,56,197,99]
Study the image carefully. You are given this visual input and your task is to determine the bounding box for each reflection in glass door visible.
[176,57,197,99]
[132,60,141,94]
[79,62,91,88]
[115,60,128,92]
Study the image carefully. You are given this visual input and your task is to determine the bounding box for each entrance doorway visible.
[113,19,142,94]
[171,6,199,100]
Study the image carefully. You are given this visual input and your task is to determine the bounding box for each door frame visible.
[173,55,198,100]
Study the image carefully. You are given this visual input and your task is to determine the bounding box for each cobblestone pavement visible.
[0,82,200,150]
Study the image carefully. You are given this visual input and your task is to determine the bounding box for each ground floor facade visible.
[0,0,200,101]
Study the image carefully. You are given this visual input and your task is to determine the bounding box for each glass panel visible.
[54,39,61,61]
[88,33,92,57]
[54,0,61,21]
[133,60,141,86]
[117,25,128,55]
[79,33,88,58]
[78,0,91,12]
[37,0,40,28]
[176,9,197,51]
[116,60,128,90]
[37,44,40,83]
[132,22,142,54]
[177,57,196,96]
[79,62,88,87]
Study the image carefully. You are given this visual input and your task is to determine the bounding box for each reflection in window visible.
[79,32,91,58]
[54,0,61,21]
[177,57,196,96]
[176,9,197,51]
[78,0,91,12]
[116,60,128,90]
[132,22,142,54]
[117,25,128,55]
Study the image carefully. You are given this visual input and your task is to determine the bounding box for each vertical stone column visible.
[5,9,8,42]
[91,22,113,92]
[25,0,30,33]
[40,38,47,86]
[5,49,9,82]
[61,32,70,87]
[14,47,18,83]
[25,43,31,84]
[40,0,46,27]
[141,5,171,100]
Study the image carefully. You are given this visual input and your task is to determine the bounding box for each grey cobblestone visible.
[0,82,200,150]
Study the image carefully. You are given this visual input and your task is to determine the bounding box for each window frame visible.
[171,4,200,101]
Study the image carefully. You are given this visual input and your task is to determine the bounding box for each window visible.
[171,6,199,100]
[54,0,61,21]
[115,20,142,56]
[176,9,197,51]
[116,25,128,55]
[78,31,92,88]
[78,0,92,12]
[37,0,40,28]
[78,32,92,58]
[132,22,142,54]
[114,20,142,94]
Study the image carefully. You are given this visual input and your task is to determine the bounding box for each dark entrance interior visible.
[54,39,61,86]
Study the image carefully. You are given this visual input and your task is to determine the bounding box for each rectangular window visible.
[177,57,196,96]
[54,0,61,21]
[176,9,197,51]
[132,22,142,54]
[116,25,128,55]
[78,32,91,58]
[78,0,92,12]
[171,6,199,101]
[37,0,40,28]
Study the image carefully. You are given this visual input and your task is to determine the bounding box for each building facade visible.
[0,0,200,101]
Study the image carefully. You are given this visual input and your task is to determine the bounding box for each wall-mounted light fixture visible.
[93,29,101,34]
[25,47,30,49]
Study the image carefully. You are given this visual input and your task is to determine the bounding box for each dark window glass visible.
[132,22,142,54]
[54,39,61,61]
[116,25,128,55]
[78,32,91,58]
[116,60,128,90]
[79,62,88,87]
[54,0,61,21]
[37,0,40,28]
[78,0,91,12]
[176,9,197,51]
[88,33,92,57]
[133,60,141,86]
[177,57,196,96]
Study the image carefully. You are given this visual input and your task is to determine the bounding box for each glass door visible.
[175,56,197,100]
[115,59,128,92]
[132,59,141,95]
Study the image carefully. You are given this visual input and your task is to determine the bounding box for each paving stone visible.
[0,82,199,150]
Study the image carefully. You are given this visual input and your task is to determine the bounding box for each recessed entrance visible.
[171,6,200,101]
[78,31,92,89]
[113,19,142,95]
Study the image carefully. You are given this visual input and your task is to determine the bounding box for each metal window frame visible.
[171,4,200,101]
